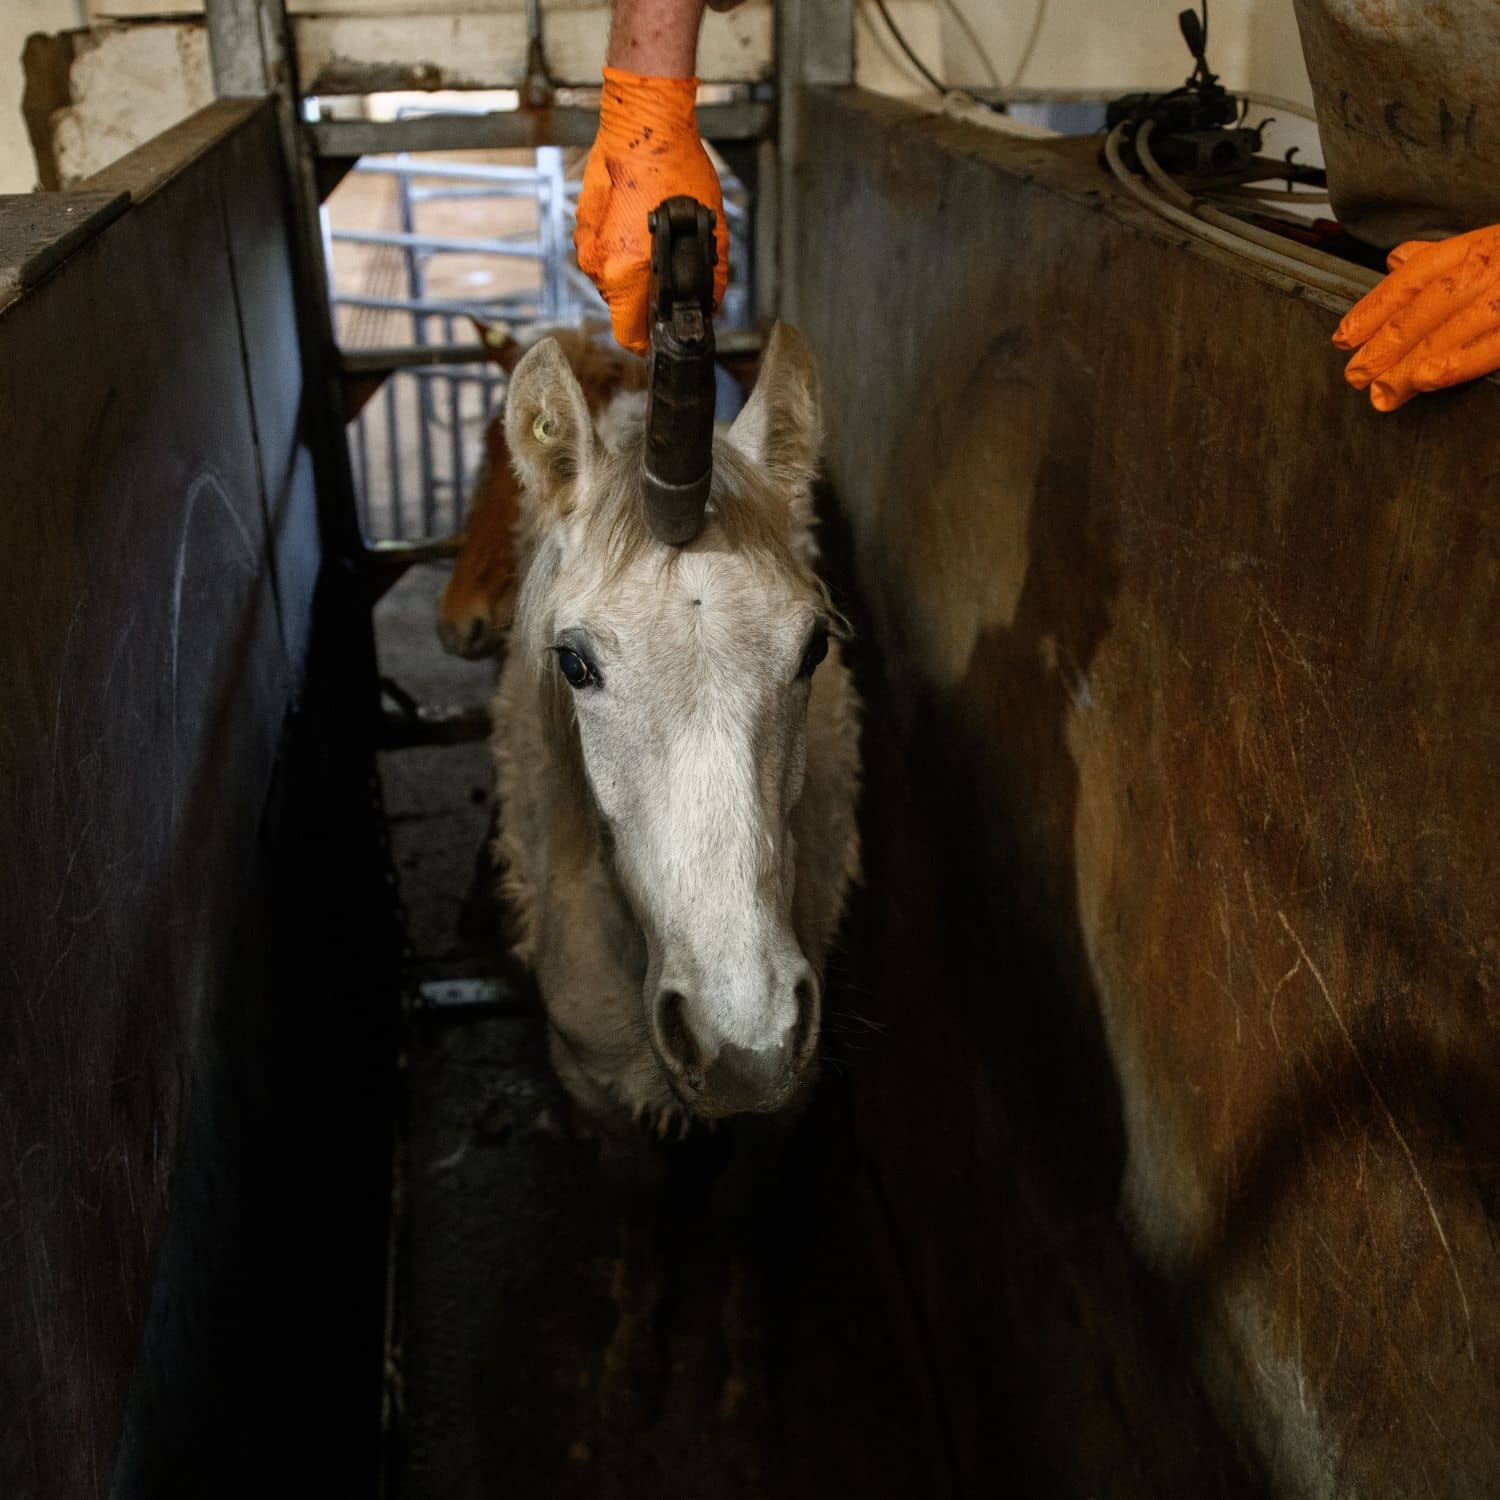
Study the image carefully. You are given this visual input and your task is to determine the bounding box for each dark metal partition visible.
[794,86,1500,1499]
[0,101,400,1500]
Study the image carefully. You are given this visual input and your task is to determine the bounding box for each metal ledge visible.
[0,191,129,301]
[309,101,773,160]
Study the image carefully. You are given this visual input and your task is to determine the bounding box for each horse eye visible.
[799,628,830,679]
[555,646,594,688]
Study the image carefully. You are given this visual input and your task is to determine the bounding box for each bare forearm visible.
[607,0,707,76]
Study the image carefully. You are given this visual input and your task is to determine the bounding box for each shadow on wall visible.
[819,335,1262,1496]
[815,242,1500,1500]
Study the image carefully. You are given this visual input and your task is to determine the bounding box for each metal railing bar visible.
[384,376,403,540]
[406,185,546,204]
[356,160,552,186]
[332,226,544,260]
[404,228,436,542]
[563,261,605,306]
[354,406,370,512]
[342,344,494,373]
[340,130,757,546]
[335,291,541,318]
[445,313,466,507]
[311,102,772,160]
[363,536,465,567]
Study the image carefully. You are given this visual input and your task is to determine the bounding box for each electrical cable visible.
[939,0,1000,90]
[1103,121,1375,303]
[1134,119,1377,295]
[867,0,1004,112]
[1010,0,1048,87]
[870,0,949,96]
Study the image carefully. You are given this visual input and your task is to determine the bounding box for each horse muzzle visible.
[648,970,820,1119]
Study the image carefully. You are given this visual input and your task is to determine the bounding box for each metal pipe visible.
[414,372,436,540]
[331,226,544,261]
[406,185,546,204]
[446,314,466,526]
[342,343,496,374]
[355,159,552,186]
[313,102,772,161]
[384,376,403,540]
[354,408,370,521]
[334,291,542,319]
[363,536,466,567]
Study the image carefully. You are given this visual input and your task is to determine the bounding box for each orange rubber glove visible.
[1333,223,1500,413]
[574,67,730,356]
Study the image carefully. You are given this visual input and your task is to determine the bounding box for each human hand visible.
[1333,223,1500,412]
[574,66,730,355]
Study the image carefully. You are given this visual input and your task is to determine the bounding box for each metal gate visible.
[327,127,751,543]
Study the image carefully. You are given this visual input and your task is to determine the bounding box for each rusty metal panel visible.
[795,88,1500,1498]
[0,104,335,1497]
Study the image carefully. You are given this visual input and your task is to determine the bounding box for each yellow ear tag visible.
[533,412,559,445]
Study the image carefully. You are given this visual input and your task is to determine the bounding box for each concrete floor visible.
[375,564,498,974]
[373,566,940,1500]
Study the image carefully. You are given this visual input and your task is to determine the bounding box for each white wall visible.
[2,0,85,192]
[2,0,1317,196]
[876,0,1321,171]
[908,0,1316,106]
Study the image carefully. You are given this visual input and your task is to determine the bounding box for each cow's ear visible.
[470,316,525,374]
[725,322,821,544]
[504,338,596,524]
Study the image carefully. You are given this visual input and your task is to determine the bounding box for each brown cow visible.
[435,319,646,658]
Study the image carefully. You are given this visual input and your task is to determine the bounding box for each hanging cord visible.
[1103,119,1376,303]
[869,0,948,93]
[939,0,999,89]
[1008,0,1050,87]
[1135,119,1373,293]
[867,0,1005,111]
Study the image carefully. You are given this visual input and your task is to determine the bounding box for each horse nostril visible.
[464,616,486,649]
[654,989,702,1084]
[790,973,820,1066]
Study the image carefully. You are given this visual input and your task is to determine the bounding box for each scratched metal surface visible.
[795,88,1500,1499]
[0,104,391,1498]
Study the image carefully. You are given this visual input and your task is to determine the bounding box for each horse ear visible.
[504,337,596,523]
[726,321,822,511]
[470,315,525,374]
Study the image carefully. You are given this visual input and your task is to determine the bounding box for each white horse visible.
[492,323,861,1130]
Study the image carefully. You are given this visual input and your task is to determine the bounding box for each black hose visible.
[870,0,948,96]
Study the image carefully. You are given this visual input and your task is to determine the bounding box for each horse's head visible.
[506,323,842,1118]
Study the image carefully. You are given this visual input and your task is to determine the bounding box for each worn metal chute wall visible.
[793,88,1500,1496]
[0,101,397,1498]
